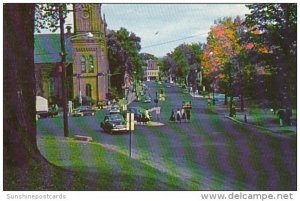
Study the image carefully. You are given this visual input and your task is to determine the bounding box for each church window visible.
[80,56,86,73]
[86,84,92,98]
[88,55,94,73]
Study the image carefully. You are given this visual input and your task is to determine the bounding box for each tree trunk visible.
[224,93,228,105]
[240,92,244,112]
[3,4,47,168]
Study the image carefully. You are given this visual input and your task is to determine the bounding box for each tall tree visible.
[202,17,242,106]
[107,28,143,97]
[4,3,49,176]
[245,3,297,123]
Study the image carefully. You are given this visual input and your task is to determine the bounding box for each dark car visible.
[109,104,121,114]
[100,113,128,134]
[72,105,95,116]
[142,95,152,103]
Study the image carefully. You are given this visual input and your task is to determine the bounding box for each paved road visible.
[37,81,296,190]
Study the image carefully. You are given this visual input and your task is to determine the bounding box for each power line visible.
[142,32,208,49]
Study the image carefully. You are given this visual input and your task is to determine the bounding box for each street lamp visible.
[59,5,94,138]
[59,5,69,137]
[133,71,138,99]
[209,51,216,105]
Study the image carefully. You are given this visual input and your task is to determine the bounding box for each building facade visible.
[144,59,160,81]
[72,4,109,103]
[34,3,109,106]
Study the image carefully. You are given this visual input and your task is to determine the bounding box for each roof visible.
[34,34,73,64]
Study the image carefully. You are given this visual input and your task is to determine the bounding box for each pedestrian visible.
[137,113,141,125]
[144,109,150,124]
[169,109,175,122]
[186,109,191,122]
[277,109,285,127]
[176,108,181,123]
[181,108,186,122]
[68,100,73,113]
[207,98,212,106]
[156,107,161,121]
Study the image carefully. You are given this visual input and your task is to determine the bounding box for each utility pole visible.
[59,4,69,137]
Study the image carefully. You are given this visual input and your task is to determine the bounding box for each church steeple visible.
[72,3,109,102]
[74,4,105,38]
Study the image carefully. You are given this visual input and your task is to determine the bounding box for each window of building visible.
[86,84,92,98]
[88,55,94,73]
[80,56,86,73]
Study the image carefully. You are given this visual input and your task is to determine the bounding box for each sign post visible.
[127,113,134,157]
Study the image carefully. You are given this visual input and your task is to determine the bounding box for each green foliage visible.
[34,3,70,33]
[245,3,297,108]
[107,28,143,96]
[162,43,202,84]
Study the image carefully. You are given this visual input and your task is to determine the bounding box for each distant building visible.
[144,59,160,81]
[34,3,109,105]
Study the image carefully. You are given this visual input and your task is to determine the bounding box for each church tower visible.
[72,3,109,104]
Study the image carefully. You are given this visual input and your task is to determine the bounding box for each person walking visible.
[181,107,186,122]
[169,109,175,122]
[186,109,191,122]
[176,108,181,123]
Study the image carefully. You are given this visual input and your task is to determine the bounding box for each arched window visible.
[80,56,86,73]
[88,55,94,73]
[86,84,92,98]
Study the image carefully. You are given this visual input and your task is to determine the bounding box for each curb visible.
[225,115,296,136]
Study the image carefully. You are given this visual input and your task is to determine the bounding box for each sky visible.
[40,3,251,58]
[101,4,251,57]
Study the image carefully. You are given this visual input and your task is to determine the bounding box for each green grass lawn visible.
[30,136,182,190]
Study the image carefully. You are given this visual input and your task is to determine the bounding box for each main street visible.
[37,81,296,190]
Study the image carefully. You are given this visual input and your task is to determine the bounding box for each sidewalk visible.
[191,93,297,136]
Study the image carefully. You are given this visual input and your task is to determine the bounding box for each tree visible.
[3,3,53,186]
[161,53,177,82]
[161,43,202,86]
[202,17,242,107]
[107,28,143,97]
[34,3,69,33]
[245,3,296,123]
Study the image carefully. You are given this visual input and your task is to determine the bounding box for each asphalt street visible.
[36,81,296,190]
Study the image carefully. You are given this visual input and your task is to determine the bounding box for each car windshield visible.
[108,114,123,121]
[111,105,119,109]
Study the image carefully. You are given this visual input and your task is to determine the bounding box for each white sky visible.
[101,4,250,57]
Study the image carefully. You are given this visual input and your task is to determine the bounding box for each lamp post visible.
[133,71,137,97]
[209,51,216,105]
[59,5,69,137]
[59,4,93,137]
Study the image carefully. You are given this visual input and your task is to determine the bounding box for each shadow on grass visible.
[4,137,182,191]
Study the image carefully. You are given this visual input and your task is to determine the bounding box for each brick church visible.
[34,3,109,106]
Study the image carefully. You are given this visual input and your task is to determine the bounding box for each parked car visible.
[182,101,192,109]
[109,104,121,114]
[142,95,152,103]
[100,113,128,134]
[72,105,95,116]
